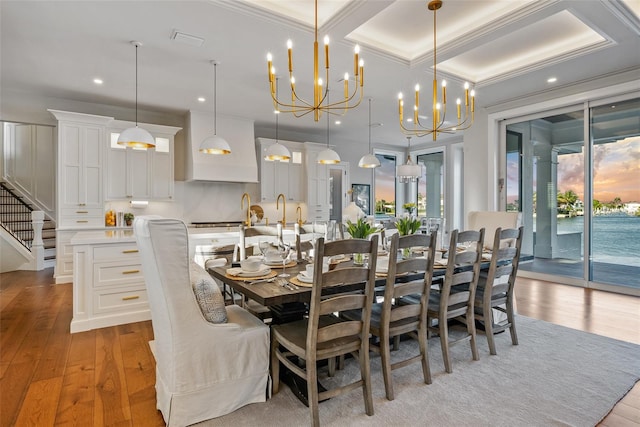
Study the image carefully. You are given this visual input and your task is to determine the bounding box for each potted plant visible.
[124,212,134,227]
[345,218,381,265]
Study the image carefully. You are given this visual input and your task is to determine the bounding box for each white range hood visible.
[185,110,258,183]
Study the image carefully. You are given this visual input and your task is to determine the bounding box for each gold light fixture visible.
[398,0,476,141]
[200,60,231,155]
[397,136,421,183]
[117,41,155,149]
[358,98,380,169]
[266,0,365,122]
[264,78,291,162]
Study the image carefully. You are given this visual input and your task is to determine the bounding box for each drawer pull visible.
[122,249,139,254]
[122,295,140,301]
[76,210,89,214]
[76,220,88,223]
[122,269,140,275]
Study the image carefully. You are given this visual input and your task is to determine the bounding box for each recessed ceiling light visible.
[197,97,206,102]
[335,120,341,125]
[547,77,557,83]
[93,78,103,85]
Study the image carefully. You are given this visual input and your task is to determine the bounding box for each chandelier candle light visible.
[398,0,476,141]
[200,60,231,155]
[266,0,365,121]
[117,41,155,149]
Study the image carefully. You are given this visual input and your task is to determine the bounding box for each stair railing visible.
[0,183,45,268]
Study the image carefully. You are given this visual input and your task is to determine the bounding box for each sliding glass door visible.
[505,96,640,292]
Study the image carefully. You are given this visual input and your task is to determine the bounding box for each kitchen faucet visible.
[241,193,251,227]
[296,206,303,226]
[276,193,286,226]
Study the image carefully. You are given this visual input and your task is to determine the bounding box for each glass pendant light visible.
[264,78,291,161]
[117,41,155,149]
[397,136,421,182]
[358,98,381,168]
[200,60,231,154]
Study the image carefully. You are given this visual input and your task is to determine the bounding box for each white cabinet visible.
[304,143,330,221]
[50,110,113,233]
[257,138,304,202]
[106,122,180,201]
[70,231,149,333]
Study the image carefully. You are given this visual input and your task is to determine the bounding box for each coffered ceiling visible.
[1,0,639,148]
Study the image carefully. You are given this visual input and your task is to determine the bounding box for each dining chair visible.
[474,226,523,355]
[343,231,437,400]
[428,228,484,373]
[271,236,379,427]
[134,217,270,426]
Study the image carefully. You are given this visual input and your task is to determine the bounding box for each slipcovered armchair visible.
[134,217,270,426]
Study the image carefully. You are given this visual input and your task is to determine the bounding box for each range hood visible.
[185,110,258,183]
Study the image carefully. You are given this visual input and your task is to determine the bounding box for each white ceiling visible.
[1,0,639,149]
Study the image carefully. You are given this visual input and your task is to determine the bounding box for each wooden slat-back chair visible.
[344,232,437,400]
[428,228,484,373]
[475,226,523,355]
[271,236,378,427]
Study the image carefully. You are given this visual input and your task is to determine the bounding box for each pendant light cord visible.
[213,62,218,135]
[326,90,330,148]
[275,77,279,142]
[135,43,139,126]
[368,98,372,152]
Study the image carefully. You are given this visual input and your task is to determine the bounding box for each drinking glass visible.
[277,242,291,278]
[258,240,270,259]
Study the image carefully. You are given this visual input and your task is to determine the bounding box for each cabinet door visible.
[106,132,151,200]
[128,148,151,198]
[106,143,128,199]
[59,123,104,209]
[260,156,277,202]
[288,162,303,201]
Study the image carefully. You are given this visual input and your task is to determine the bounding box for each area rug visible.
[201,316,640,426]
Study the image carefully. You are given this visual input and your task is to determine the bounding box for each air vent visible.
[170,30,204,47]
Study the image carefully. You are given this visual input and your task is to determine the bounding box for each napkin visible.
[205,258,227,269]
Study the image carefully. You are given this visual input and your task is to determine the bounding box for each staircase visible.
[0,181,56,269]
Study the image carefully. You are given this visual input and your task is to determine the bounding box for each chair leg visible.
[439,319,452,373]
[307,358,320,427]
[271,335,280,394]
[507,298,518,346]
[359,348,374,416]
[485,305,497,356]
[328,357,336,377]
[379,333,395,400]
[392,335,400,351]
[467,308,479,361]
[418,324,432,384]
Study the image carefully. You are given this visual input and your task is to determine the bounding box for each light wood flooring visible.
[1,268,638,426]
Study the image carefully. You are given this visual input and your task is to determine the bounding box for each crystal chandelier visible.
[266,0,365,122]
[397,137,421,183]
[398,0,476,141]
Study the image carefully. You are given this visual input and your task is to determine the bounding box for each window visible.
[374,154,396,217]
[416,151,444,218]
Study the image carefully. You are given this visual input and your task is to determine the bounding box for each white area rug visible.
[202,316,640,426]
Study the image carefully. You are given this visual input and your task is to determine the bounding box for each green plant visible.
[402,202,416,214]
[395,216,421,236]
[124,212,134,222]
[345,218,380,239]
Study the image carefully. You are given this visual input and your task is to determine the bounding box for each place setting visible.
[225,256,276,281]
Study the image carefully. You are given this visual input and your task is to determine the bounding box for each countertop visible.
[70,229,137,245]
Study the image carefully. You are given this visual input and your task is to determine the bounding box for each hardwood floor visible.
[1,268,638,426]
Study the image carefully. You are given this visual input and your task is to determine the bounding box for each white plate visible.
[264,259,285,266]
[297,273,313,284]
[227,267,271,277]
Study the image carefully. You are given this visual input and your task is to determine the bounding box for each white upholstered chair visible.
[134,217,270,426]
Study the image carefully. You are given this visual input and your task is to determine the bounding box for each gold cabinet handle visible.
[76,210,88,214]
[122,249,139,254]
[122,295,140,301]
[76,220,88,223]
[122,270,140,275]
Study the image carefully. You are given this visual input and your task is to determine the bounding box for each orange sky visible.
[558,137,640,203]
